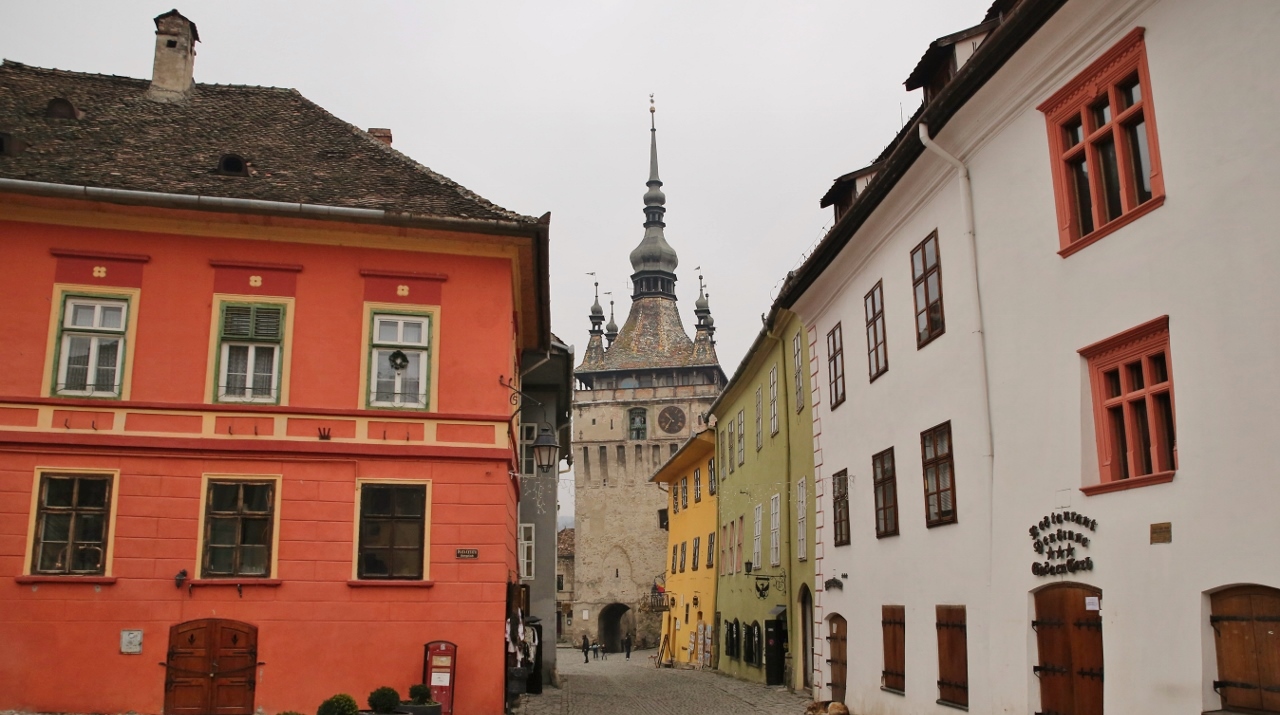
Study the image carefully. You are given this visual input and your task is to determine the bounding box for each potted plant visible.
[367,687,401,715]
[317,694,359,715]
[397,684,441,715]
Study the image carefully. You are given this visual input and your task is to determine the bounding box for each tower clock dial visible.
[658,406,686,434]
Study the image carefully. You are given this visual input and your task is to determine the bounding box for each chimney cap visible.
[153,9,200,43]
[368,128,393,146]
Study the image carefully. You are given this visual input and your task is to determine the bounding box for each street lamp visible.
[532,424,560,472]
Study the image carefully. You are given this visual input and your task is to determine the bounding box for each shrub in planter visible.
[367,687,402,715]
[408,685,436,706]
[317,694,359,715]
[398,684,441,715]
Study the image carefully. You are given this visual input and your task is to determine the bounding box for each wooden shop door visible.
[827,614,848,704]
[164,619,258,715]
[1211,585,1280,713]
[1033,584,1103,715]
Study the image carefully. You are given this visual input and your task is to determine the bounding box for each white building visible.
[779,1,1280,713]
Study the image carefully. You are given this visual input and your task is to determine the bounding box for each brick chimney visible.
[147,10,199,103]
[368,128,393,146]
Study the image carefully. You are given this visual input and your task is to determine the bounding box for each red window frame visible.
[1079,316,1176,495]
[911,232,945,348]
[865,281,888,381]
[827,323,847,408]
[1039,27,1165,257]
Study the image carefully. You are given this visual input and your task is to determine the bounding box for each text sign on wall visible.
[1028,510,1097,577]
[455,549,479,559]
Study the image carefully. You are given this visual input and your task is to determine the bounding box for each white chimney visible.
[147,10,199,103]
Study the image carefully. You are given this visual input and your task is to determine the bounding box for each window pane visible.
[915,283,926,311]
[42,513,72,543]
[375,350,397,401]
[873,286,882,313]
[362,550,390,577]
[1105,369,1122,398]
[44,477,74,507]
[1132,399,1152,475]
[403,321,423,344]
[393,521,422,546]
[924,237,937,268]
[1127,119,1152,203]
[210,483,239,512]
[361,520,391,547]
[363,486,393,516]
[239,545,268,575]
[402,352,422,403]
[100,306,123,330]
[391,549,420,577]
[75,513,105,543]
[72,544,104,572]
[917,312,928,342]
[241,518,271,546]
[64,336,91,390]
[225,345,249,394]
[1119,76,1142,108]
[865,295,875,322]
[936,429,950,456]
[1149,352,1168,384]
[926,273,940,305]
[77,478,108,508]
[1092,100,1111,127]
[252,346,275,396]
[207,546,234,574]
[1097,138,1122,222]
[71,304,96,327]
[1109,406,1129,479]
[912,250,924,279]
[37,541,64,572]
[242,484,271,512]
[1063,116,1084,147]
[1155,392,1176,470]
[1070,157,1094,236]
[94,338,119,391]
[1127,361,1144,391]
[378,320,398,342]
[209,517,237,545]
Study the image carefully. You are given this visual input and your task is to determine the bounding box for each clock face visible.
[658,406,686,434]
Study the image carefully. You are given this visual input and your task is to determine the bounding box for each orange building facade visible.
[0,15,553,713]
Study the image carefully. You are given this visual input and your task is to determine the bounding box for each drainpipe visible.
[918,123,996,582]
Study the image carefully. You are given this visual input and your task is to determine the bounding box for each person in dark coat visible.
[623,633,632,660]
[581,634,590,664]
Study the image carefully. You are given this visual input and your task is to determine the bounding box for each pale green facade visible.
[712,309,815,690]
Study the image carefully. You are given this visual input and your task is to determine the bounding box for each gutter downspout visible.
[918,123,997,590]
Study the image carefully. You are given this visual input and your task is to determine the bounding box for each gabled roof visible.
[0,61,535,222]
[904,19,1001,91]
[557,528,575,557]
[575,296,720,374]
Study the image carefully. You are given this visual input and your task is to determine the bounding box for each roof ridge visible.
[1,59,148,86]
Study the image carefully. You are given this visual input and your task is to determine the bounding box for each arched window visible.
[218,154,248,176]
[629,408,647,440]
[46,98,78,119]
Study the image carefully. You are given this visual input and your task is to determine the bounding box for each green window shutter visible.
[221,305,284,341]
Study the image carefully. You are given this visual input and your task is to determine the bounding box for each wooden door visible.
[1034,585,1103,715]
[827,614,848,704]
[1211,585,1280,713]
[164,619,258,715]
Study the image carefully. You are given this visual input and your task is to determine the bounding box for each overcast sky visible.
[2,0,995,521]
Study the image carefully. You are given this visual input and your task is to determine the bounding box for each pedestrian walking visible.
[623,632,632,660]
[600,642,608,660]
[592,640,599,660]
[581,634,590,664]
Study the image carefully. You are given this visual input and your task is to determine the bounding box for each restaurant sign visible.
[1028,510,1097,577]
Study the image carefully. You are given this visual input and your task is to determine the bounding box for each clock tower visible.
[569,102,725,652]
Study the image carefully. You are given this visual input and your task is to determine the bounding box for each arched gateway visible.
[598,602,635,652]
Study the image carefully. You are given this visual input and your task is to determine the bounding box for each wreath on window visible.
[387,349,410,372]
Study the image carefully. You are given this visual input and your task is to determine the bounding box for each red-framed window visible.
[872,447,899,538]
[911,233,945,348]
[865,280,888,381]
[921,421,956,527]
[1039,28,1165,256]
[827,323,847,408]
[1079,316,1176,495]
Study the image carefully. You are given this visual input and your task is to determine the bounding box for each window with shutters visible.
[679,540,687,572]
[737,515,744,573]
[672,485,679,515]
[911,232,946,348]
[882,605,906,693]
[865,280,888,380]
[356,481,430,580]
[1040,28,1164,256]
[936,605,968,707]
[706,531,715,570]
[827,323,847,407]
[873,447,900,538]
[832,469,851,546]
[680,477,688,510]
[722,523,730,575]
[693,469,702,503]
[368,312,430,409]
[793,332,805,412]
[737,410,746,465]
[672,544,678,575]
[769,494,780,566]
[755,387,764,450]
[28,472,115,576]
[1209,584,1280,713]
[54,296,130,398]
[769,365,779,435]
[727,619,741,659]
[1079,316,1177,494]
[727,424,736,474]
[921,422,957,527]
[752,504,762,568]
[518,523,535,579]
[708,458,717,495]
[796,477,807,561]
[217,303,285,403]
[743,621,757,665]
[692,536,701,571]
[201,478,279,578]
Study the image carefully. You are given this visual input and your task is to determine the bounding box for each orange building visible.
[0,11,558,715]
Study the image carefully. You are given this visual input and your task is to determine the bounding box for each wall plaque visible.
[1028,510,1097,577]
[1150,522,1172,544]
[455,549,479,559]
[120,629,143,654]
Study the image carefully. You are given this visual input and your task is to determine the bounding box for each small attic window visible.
[46,98,79,120]
[166,39,178,48]
[218,154,249,176]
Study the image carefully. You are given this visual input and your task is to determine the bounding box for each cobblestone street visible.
[514,649,814,715]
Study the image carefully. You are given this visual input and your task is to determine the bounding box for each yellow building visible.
[651,429,718,666]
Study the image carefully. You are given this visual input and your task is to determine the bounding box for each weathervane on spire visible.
[650,93,656,129]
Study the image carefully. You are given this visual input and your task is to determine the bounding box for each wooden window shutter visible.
[222,305,253,338]
[253,306,283,340]
[882,605,906,692]
[222,304,283,341]
[936,605,968,706]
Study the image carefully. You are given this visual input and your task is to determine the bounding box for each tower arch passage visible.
[598,603,634,652]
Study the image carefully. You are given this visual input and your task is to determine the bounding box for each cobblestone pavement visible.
[514,648,815,715]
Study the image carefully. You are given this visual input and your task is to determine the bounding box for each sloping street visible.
[515,649,813,715]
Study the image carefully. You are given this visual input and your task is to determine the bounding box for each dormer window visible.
[46,98,79,120]
[218,154,248,176]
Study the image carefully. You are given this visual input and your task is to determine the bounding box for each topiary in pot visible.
[408,685,436,706]
[317,694,359,715]
[397,684,441,715]
[367,686,402,715]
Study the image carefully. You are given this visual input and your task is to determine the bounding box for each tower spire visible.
[629,95,679,299]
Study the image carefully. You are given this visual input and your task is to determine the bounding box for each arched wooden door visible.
[1211,585,1280,713]
[827,614,848,704]
[1033,584,1103,715]
[799,585,814,689]
[164,619,258,715]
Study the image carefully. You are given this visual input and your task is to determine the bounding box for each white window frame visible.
[519,523,535,579]
[793,332,804,412]
[769,365,779,435]
[56,297,128,397]
[770,494,781,566]
[519,423,537,476]
[369,313,430,408]
[755,388,764,450]
[216,303,285,404]
[753,503,763,567]
[737,410,746,465]
[797,477,808,561]
[727,521,736,575]
[694,468,702,503]
[680,477,688,509]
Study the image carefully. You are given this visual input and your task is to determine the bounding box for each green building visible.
[711,308,815,690]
